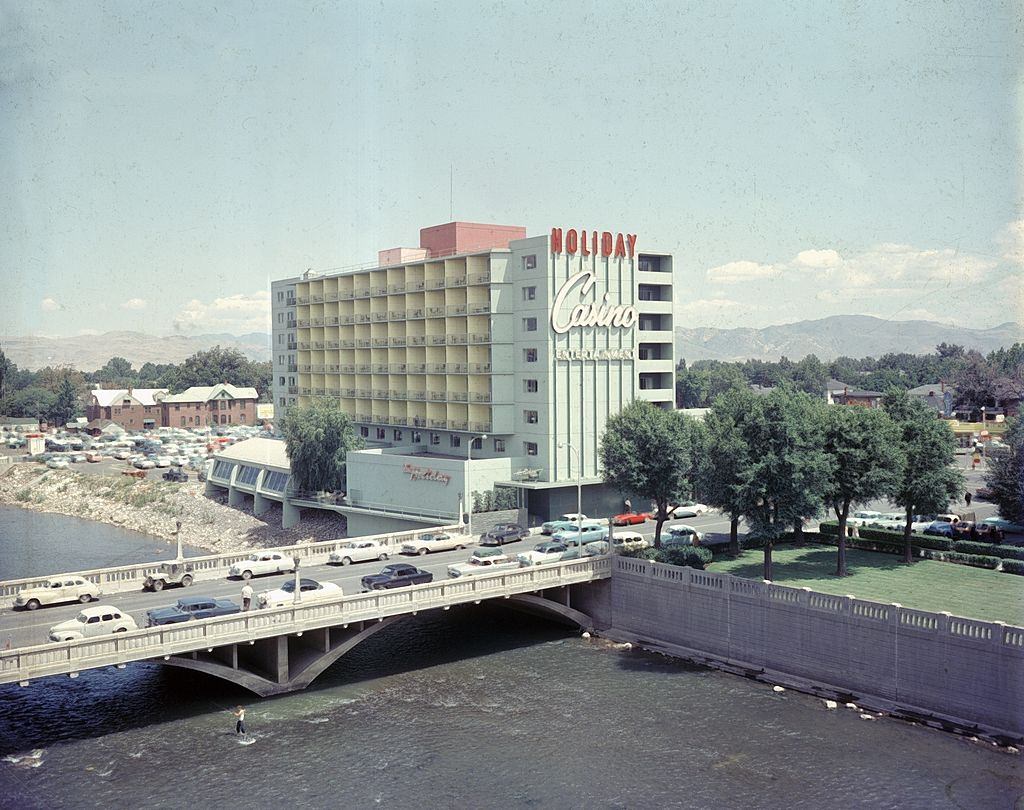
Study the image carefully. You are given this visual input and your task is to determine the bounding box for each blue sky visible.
[2,0,1020,337]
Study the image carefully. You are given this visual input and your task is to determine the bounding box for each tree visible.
[821,407,903,576]
[700,387,758,556]
[4,386,56,420]
[953,351,998,412]
[883,390,963,564]
[94,356,136,384]
[159,346,272,401]
[599,401,702,549]
[50,377,80,427]
[0,347,15,402]
[735,387,830,581]
[984,418,1023,524]
[280,399,364,493]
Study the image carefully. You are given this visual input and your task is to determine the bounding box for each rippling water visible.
[1,507,1021,809]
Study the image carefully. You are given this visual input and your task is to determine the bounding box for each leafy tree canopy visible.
[281,399,364,493]
[984,418,1024,524]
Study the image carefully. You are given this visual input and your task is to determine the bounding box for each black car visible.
[162,469,188,482]
[146,596,241,626]
[479,524,530,546]
[361,564,433,591]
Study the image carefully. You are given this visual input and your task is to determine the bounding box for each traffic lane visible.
[0,537,544,649]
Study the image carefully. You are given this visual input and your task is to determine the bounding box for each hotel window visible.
[471,437,482,450]
[277,313,283,323]
[412,431,422,443]
[524,442,538,456]
[524,348,537,363]
[279,355,285,365]
[524,379,538,393]
[393,430,403,442]
[523,410,539,424]
[522,286,536,301]
[360,426,369,438]
[277,291,283,302]
[494,439,506,453]
[522,317,537,332]
[279,397,285,406]
[279,377,285,386]
[278,334,284,344]
[376,428,386,440]
[523,255,537,270]
[450,435,461,448]
[430,433,440,446]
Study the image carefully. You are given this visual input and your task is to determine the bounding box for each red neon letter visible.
[551,228,562,254]
[566,229,578,254]
[614,233,626,258]
[601,231,613,257]
[580,228,590,256]
[626,233,638,258]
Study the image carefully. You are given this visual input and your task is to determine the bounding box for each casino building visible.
[273,221,674,534]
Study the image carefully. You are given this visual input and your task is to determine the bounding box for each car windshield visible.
[247,554,260,561]
[76,614,88,623]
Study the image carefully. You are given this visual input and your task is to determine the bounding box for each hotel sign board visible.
[550,228,637,259]
[403,463,451,486]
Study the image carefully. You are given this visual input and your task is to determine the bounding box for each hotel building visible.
[277,221,674,534]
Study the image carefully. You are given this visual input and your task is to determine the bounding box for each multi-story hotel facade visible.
[279,221,674,532]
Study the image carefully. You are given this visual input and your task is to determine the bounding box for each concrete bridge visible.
[0,557,610,696]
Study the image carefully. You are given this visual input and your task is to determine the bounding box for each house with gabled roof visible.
[158,383,259,428]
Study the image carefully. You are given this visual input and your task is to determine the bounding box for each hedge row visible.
[1003,560,1024,575]
[818,522,954,551]
[624,545,713,569]
[952,540,1024,561]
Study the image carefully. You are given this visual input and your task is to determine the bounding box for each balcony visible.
[325,292,338,302]
[300,387,312,395]
[326,364,340,373]
[342,388,357,398]
[408,363,426,374]
[389,363,407,374]
[448,419,469,431]
[428,335,448,346]
[468,363,491,374]
[356,364,372,373]
[356,413,372,423]
[446,303,467,316]
[341,339,356,348]
[408,391,426,401]
[299,364,312,372]
[339,289,354,300]
[387,283,406,294]
[469,332,491,344]
[467,272,490,285]
[355,288,371,298]
[448,362,468,374]
[356,389,372,399]
[297,319,311,327]
[388,310,405,321]
[298,342,311,350]
[312,294,324,303]
[313,388,326,396]
[412,416,426,427]
[372,312,388,323]
[408,335,426,346]
[312,318,325,327]
[373,286,388,296]
[446,276,467,288]
[313,341,325,350]
[426,306,445,318]
[341,315,356,325]
[372,338,389,347]
[287,342,298,350]
[468,303,491,315]
[449,392,469,402]
[355,339,372,348]
[391,416,409,426]
[429,391,447,401]
[407,280,425,291]
[427,363,447,374]
[428,418,448,429]
[287,386,299,395]
[426,279,445,290]
[372,364,389,374]
[327,388,340,397]
[471,421,492,433]
[287,364,298,373]
[327,316,340,326]
[471,392,492,403]
[297,296,310,305]
[286,297,296,306]
[389,337,407,347]
[312,364,326,373]
[355,314,371,324]
[341,364,355,373]
[406,308,424,319]
[447,333,468,345]
[389,390,408,400]
[327,340,340,349]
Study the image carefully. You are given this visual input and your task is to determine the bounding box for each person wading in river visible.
[233,706,246,735]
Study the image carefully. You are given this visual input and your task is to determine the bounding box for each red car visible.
[611,511,649,526]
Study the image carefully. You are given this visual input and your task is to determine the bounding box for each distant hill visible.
[1,331,271,371]
[675,316,1024,362]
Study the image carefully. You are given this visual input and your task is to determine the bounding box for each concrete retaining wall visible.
[607,558,1024,741]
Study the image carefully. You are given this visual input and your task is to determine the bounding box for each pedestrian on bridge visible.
[233,706,246,735]
[241,583,254,611]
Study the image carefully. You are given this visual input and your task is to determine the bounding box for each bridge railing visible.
[0,556,612,685]
[0,523,463,608]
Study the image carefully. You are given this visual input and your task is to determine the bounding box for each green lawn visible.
[708,545,1024,626]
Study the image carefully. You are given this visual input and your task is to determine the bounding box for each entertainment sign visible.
[555,348,635,360]
[402,464,451,485]
[551,228,637,259]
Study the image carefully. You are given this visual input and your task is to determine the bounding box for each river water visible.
[0,507,1021,809]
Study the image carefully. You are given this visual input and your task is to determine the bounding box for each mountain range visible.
[1,331,271,371]
[675,316,1023,363]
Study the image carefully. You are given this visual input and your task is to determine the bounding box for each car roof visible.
[178,596,217,606]
[79,605,120,616]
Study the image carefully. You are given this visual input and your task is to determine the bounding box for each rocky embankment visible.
[0,464,347,555]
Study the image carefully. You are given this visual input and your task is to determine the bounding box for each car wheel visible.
[456,544,465,550]
[379,553,389,561]
[241,570,252,580]
[79,594,92,603]
[418,548,428,556]
[181,575,193,587]
[151,578,165,591]
[114,627,127,633]
[341,557,352,566]
[26,599,40,611]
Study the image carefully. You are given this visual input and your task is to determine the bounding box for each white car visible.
[46,457,70,470]
[329,540,391,565]
[69,453,88,463]
[401,532,471,556]
[669,502,710,518]
[611,531,649,552]
[15,577,103,610]
[517,541,570,566]
[154,456,173,468]
[559,512,588,523]
[447,548,521,578]
[257,578,342,609]
[228,552,295,580]
[848,510,884,527]
[664,525,704,546]
[48,605,138,641]
[552,524,609,545]
[133,458,156,469]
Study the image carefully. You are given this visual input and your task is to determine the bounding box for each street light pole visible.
[559,441,582,557]
[466,433,488,539]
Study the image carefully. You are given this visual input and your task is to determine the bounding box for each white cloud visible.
[999,220,1024,266]
[706,260,779,284]
[40,297,60,311]
[120,298,147,310]
[172,291,271,334]
[793,249,841,269]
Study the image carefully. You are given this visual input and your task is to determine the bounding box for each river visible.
[0,506,1020,809]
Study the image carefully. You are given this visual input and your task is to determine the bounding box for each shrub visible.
[623,545,712,569]
[1002,560,1024,576]
[952,541,1024,562]
[925,550,1000,569]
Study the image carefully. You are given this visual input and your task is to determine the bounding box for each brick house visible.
[87,384,259,430]
[86,389,167,430]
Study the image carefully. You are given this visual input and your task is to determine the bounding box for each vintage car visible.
[663,524,705,547]
[146,596,241,626]
[15,577,102,610]
[540,515,596,534]
[162,468,188,483]
[982,517,1024,535]
[611,531,650,552]
[257,578,342,609]
[478,524,531,546]
[49,605,137,641]
[516,541,569,567]
[361,564,433,591]
[551,523,609,546]
[228,552,295,580]
[611,512,649,526]
[668,502,710,519]
[923,521,956,538]
[143,561,195,591]
[447,547,521,578]
[328,539,391,565]
[401,532,471,555]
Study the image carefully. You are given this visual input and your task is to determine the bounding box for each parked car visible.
[143,561,195,591]
[154,455,173,468]
[478,524,530,546]
[847,510,884,527]
[923,521,956,537]
[328,540,391,565]
[146,596,241,626]
[228,552,295,580]
[982,517,1024,535]
[611,511,649,526]
[448,547,520,577]
[257,578,342,609]
[551,523,608,545]
[45,457,70,470]
[162,468,188,483]
[517,541,570,566]
[14,577,102,610]
[663,524,704,547]
[974,487,995,501]
[611,531,649,552]
[69,453,88,463]
[361,564,433,590]
[85,452,103,463]
[933,513,963,526]
[133,458,156,470]
[669,502,710,518]
[49,605,137,641]
[401,532,471,555]
[541,519,580,536]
